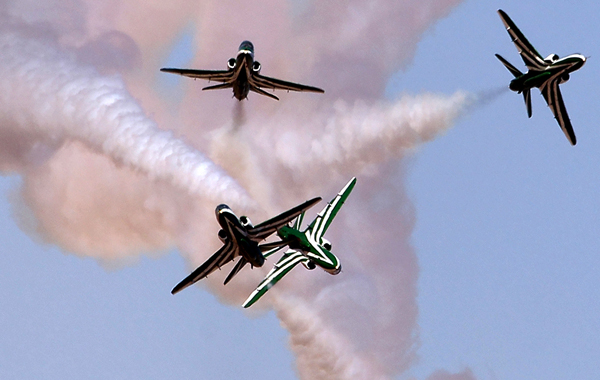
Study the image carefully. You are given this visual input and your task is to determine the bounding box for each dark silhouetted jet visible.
[171,197,321,294]
[161,40,324,101]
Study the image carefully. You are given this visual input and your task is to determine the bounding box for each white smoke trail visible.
[426,369,477,380]
[205,93,471,379]
[0,0,485,379]
[0,33,250,206]
[0,29,252,260]
[266,93,470,175]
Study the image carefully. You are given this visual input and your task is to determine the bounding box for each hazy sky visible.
[1,1,599,380]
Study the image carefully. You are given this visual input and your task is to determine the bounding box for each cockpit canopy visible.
[545,53,559,63]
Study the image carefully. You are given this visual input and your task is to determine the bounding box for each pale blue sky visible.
[401,1,600,379]
[2,1,599,380]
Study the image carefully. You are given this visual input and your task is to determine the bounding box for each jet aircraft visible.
[495,9,586,145]
[242,177,356,308]
[161,40,324,101]
[171,197,322,295]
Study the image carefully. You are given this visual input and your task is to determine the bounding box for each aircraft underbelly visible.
[523,71,553,89]
[233,80,250,100]
[238,238,265,267]
[232,55,251,100]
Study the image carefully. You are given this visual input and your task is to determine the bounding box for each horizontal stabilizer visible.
[224,257,248,285]
[249,85,279,101]
[242,250,307,308]
[259,240,290,258]
[495,54,522,78]
[202,82,234,91]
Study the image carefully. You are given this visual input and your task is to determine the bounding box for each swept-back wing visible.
[171,240,238,294]
[242,250,308,308]
[247,197,322,241]
[160,68,235,83]
[249,74,324,93]
[308,177,356,241]
[540,78,577,145]
[497,9,547,71]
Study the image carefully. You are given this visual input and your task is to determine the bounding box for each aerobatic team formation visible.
[162,10,586,307]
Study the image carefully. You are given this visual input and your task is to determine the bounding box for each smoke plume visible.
[0,0,479,379]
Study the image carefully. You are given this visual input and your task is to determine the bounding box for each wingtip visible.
[171,280,189,295]
[241,298,255,308]
[343,177,358,193]
[171,286,181,295]
[160,68,181,74]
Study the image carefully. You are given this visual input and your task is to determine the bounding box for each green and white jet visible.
[242,177,356,308]
[495,9,586,145]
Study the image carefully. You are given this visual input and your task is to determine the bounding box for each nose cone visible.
[330,265,341,275]
[238,40,254,54]
[216,204,230,217]
[570,54,587,72]
[579,55,587,69]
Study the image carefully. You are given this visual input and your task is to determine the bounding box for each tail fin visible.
[495,54,522,78]
[523,89,532,118]
[293,212,305,230]
[496,54,531,117]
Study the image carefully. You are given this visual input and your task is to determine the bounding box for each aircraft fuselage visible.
[229,41,256,100]
[276,225,341,275]
[509,54,586,93]
[216,204,265,268]
[231,54,252,100]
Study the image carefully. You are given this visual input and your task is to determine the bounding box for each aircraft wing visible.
[497,9,547,71]
[259,240,290,258]
[242,250,308,308]
[247,197,322,241]
[249,73,325,93]
[160,68,235,83]
[171,240,238,294]
[308,177,356,242]
[540,78,577,145]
